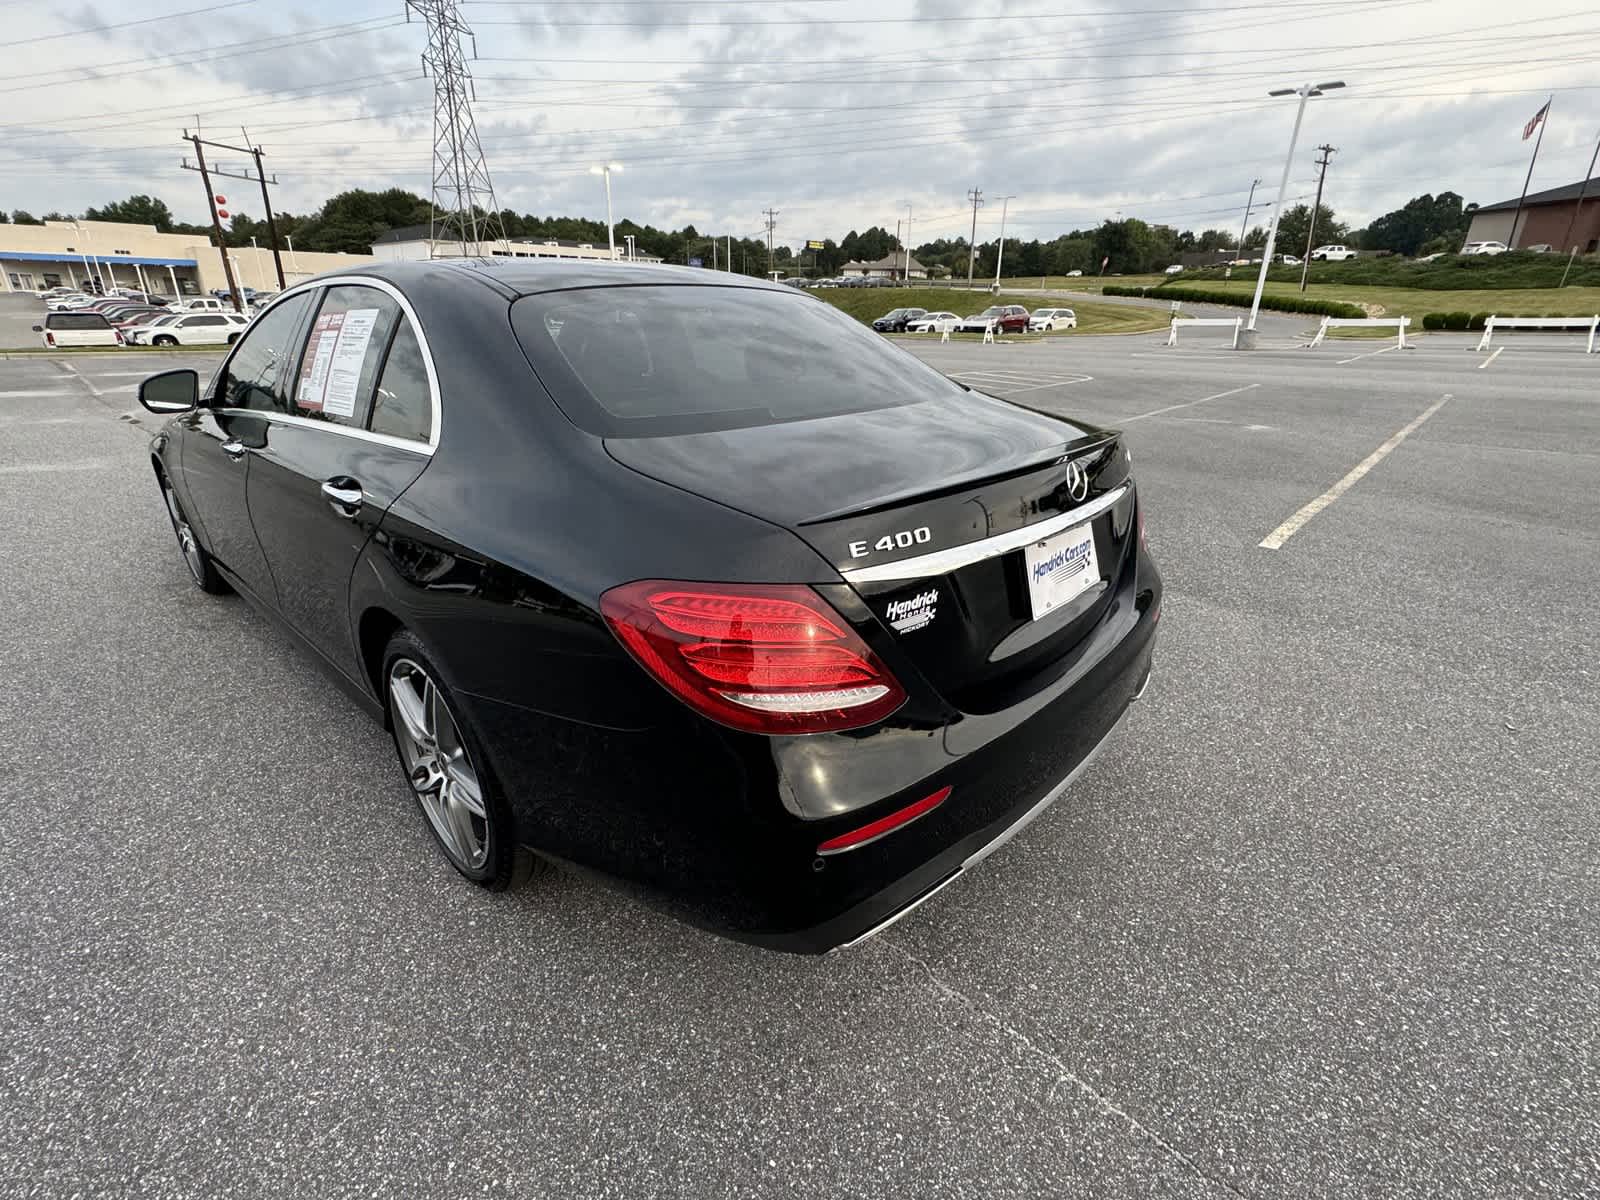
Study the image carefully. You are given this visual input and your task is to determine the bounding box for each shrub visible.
[1468,312,1492,331]
[1422,312,1445,330]
[1104,284,1365,319]
[1444,311,1472,330]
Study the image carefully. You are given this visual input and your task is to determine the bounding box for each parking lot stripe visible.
[1336,344,1403,365]
[0,389,76,399]
[1479,347,1505,370]
[1122,382,1259,422]
[1259,393,1453,551]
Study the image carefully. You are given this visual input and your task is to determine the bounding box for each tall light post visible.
[250,235,265,290]
[1246,81,1345,341]
[992,195,1016,290]
[286,233,301,275]
[590,162,622,260]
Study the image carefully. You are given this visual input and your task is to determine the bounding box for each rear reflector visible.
[601,580,907,735]
[816,786,952,855]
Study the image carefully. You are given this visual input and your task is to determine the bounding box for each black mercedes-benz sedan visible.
[140,260,1160,953]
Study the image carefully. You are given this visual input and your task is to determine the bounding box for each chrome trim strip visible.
[834,869,965,953]
[840,483,1130,584]
[210,273,443,451]
[211,408,433,455]
[962,707,1129,871]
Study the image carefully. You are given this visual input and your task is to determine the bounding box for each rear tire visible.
[226,332,239,345]
[153,335,177,347]
[382,629,542,892]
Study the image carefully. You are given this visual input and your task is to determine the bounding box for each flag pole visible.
[1558,127,1600,288]
[1508,95,1553,250]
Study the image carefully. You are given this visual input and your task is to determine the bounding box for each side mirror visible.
[139,368,199,414]
[31,324,43,332]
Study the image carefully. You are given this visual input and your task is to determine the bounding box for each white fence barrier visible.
[1167,317,1243,348]
[1475,315,1599,353]
[1307,316,1411,349]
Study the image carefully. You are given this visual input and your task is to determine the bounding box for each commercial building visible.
[1464,178,1600,251]
[840,253,928,280]
[1,218,372,297]
[370,225,665,264]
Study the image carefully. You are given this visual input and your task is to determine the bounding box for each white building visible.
[840,253,928,280]
[371,225,664,264]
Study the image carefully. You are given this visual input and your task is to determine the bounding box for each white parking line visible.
[1336,344,1403,365]
[57,363,102,397]
[1259,393,1452,551]
[1122,382,1259,423]
[1479,346,1504,370]
[0,389,76,399]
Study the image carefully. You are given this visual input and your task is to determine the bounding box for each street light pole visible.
[590,162,622,259]
[992,195,1016,289]
[1235,177,1260,268]
[1247,81,1344,340]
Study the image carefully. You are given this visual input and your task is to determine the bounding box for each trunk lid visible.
[604,391,1137,711]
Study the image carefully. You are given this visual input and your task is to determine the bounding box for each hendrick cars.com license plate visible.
[1024,522,1100,619]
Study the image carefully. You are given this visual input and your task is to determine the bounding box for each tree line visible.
[2,188,1480,275]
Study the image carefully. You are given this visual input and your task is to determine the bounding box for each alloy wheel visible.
[161,482,206,585]
[388,658,489,870]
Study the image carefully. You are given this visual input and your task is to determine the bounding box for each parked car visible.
[1065,269,1084,277]
[1460,241,1508,256]
[136,261,1160,952]
[1309,245,1356,261]
[173,296,232,313]
[1527,243,1553,253]
[905,311,961,333]
[871,307,928,333]
[1028,308,1077,332]
[48,294,98,311]
[124,311,249,346]
[959,305,1028,334]
[1277,254,1301,265]
[1163,264,1184,275]
[34,310,124,347]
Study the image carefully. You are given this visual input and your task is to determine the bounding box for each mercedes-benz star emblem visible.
[1064,459,1090,503]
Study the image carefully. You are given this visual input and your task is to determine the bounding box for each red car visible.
[959,304,1030,334]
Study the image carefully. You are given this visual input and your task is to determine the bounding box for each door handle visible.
[320,478,364,517]
[221,440,246,460]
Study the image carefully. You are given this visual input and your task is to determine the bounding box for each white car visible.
[171,296,231,313]
[1028,307,1077,332]
[1163,264,1184,275]
[1460,241,1508,256]
[34,310,123,347]
[906,311,961,333]
[1310,245,1356,261]
[123,311,249,346]
[1065,269,1084,277]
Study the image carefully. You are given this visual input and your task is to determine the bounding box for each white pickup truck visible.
[1309,245,1357,261]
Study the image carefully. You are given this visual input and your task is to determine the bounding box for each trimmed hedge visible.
[1424,311,1554,331]
[1104,284,1365,319]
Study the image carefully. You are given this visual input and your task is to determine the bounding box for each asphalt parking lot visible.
[3,331,1598,1198]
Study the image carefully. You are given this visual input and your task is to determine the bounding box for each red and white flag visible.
[1523,100,1550,141]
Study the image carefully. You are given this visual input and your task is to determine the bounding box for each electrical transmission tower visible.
[405,0,506,257]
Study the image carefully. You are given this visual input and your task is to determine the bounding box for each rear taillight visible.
[115,330,125,344]
[601,581,907,734]
[45,332,55,346]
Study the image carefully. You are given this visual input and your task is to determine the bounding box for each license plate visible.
[1024,522,1100,619]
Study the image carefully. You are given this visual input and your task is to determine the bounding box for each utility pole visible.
[1300,144,1337,292]
[903,204,913,281]
[966,188,983,289]
[763,207,779,277]
[1558,127,1600,288]
[181,130,244,312]
[242,128,287,289]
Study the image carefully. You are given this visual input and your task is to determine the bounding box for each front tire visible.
[159,475,229,594]
[383,630,534,891]
[152,335,177,347]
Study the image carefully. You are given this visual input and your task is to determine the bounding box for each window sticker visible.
[297,307,380,417]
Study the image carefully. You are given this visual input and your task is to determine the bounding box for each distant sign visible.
[806,240,825,251]
[688,257,704,267]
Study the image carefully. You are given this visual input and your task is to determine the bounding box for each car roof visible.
[284,257,800,301]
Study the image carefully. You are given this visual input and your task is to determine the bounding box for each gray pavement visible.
[2,339,1597,1198]
[0,292,47,349]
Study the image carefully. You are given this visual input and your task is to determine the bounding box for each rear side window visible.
[510,285,966,437]
[292,284,403,429]
[185,315,228,327]
[369,321,433,443]
[47,313,110,330]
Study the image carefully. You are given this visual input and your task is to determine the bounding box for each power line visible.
[0,1,256,48]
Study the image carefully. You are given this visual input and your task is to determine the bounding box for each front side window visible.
[292,285,404,429]
[510,284,966,438]
[215,291,315,413]
[187,315,228,327]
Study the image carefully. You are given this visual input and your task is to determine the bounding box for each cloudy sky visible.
[5,0,1599,248]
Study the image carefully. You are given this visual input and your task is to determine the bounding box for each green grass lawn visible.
[813,287,1168,335]
[999,274,1169,294]
[1119,279,1600,322]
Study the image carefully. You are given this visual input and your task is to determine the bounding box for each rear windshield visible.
[47,313,111,330]
[510,284,967,437]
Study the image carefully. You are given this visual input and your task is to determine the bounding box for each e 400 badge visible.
[849,526,932,559]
